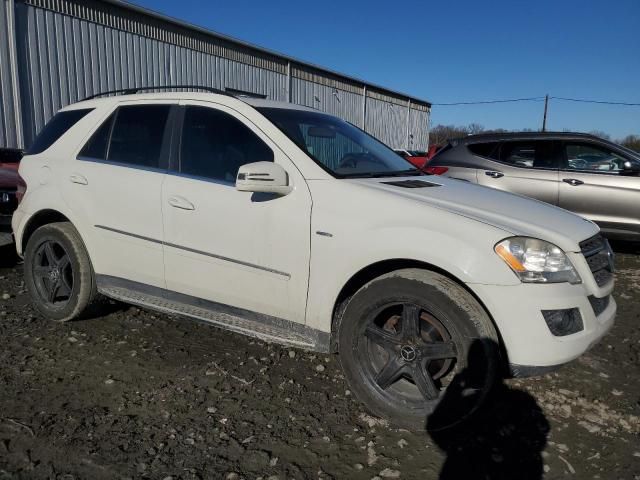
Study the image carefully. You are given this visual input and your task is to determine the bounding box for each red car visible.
[394,149,430,169]
[0,148,23,246]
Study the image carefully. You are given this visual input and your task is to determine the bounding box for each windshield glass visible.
[257,107,420,178]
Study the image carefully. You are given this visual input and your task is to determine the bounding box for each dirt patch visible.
[0,243,638,479]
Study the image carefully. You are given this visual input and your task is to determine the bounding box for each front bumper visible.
[469,280,616,372]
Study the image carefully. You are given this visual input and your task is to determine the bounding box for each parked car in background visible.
[394,149,429,169]
[426,144,442,161]
[427,132,640,241]
[13,89,615,429]
[0,148,23,246]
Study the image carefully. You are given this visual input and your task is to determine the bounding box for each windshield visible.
[257,107,421,178]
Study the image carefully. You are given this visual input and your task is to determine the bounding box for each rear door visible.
[476,140,561,205]
[559,141,640,238]
[65,102,176,288]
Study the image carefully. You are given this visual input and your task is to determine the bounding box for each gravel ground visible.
[0,242,638,480]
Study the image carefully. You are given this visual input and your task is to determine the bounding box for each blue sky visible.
[129,0,640,138]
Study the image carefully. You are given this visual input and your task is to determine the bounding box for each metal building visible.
[0,0,431,151]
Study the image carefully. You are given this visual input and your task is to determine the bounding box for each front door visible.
[161,101,312,324]
[477,140,560,205]
[559,141,640,238]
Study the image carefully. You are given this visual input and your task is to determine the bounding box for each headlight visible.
[495,237,581,284]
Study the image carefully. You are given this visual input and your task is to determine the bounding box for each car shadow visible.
[0,242,20,268]
[427,339,550,480]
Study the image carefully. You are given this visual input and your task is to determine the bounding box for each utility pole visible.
[542,94,549,132]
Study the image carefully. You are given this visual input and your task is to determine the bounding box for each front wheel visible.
[24,222,96,322]
[337,269,500,430]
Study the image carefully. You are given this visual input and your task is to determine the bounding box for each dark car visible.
[0,148,23,246]
[427,132,640,241]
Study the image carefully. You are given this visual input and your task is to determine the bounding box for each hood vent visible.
[381,180,441,188]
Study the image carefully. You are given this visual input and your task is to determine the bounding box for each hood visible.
[0,167,19,189]
[350,176,598,252]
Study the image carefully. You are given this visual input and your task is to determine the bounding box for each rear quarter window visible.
[27,109,93,155]
[467,142,499,159]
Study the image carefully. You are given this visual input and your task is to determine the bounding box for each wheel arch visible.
[20,209,71,254]
[330,258,510,372]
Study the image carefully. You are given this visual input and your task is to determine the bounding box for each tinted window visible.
[564,142,629,172]
[27,109,92,155]
[107,105,170,168]
[78,113,115,160]
[180,106,273,183]
[468,142,499,159]
[499,141,558,169]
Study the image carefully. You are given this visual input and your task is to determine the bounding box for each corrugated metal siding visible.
[1,0,430,150]
[409,107,430,150]
[17,3,288,146]
[24,0,288,74]
[291,78,363,127]
[365,96,407,149]
[0,0,20,148]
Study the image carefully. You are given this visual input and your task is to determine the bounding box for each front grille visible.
[579,234,613,287]
[579,234,606,256]
[588,295,610,316]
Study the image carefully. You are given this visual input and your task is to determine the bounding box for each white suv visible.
[12,88,616,429]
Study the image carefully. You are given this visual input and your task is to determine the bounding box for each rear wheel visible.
[337,268,500,430]
[24,222,96,321]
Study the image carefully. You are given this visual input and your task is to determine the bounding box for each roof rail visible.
[82,85,232,101]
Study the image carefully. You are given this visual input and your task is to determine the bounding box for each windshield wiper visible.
[370,169,424,178]
[340,169,424,179]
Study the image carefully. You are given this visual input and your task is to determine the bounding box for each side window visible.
[468,142,499,159]
[564,142,627,173]
[27,108,93,155]
[499,141,558,169]
[78,113,115,160]
[107,105,171,168]
[180,106,273,183]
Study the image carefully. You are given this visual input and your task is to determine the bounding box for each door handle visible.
[168,195,195,210]
[563,178,584,186]
[485,171,504,178]
[69,173,88,185]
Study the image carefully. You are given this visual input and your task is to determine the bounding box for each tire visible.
[24,222,96,322]
[337,268,500,431]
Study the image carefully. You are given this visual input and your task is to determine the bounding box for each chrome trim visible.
[77,156,168,174]
[95,224,162,244]
[95,224,290,278]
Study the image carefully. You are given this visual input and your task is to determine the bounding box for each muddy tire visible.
[24,222,96,322]
[337,268,500,431]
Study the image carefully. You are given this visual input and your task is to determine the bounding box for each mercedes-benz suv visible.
[12,87,616,429]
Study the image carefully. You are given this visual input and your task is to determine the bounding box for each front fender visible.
[305,224,518,333]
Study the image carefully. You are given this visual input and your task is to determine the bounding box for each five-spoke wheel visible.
[363,302,458,402]
[32,240,74,306]
[338,268,499,430]
[24,222,96,321]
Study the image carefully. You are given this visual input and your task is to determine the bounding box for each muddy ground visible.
[0,243,638,480]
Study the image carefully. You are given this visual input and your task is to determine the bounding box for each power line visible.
[432,96,640,106]
[551,96,640,106]
[432,97,544,106]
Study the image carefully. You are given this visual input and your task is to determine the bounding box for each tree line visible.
[429,124,640,152]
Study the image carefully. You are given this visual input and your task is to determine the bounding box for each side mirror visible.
[622,160,640,175]
[236,162,292,195]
